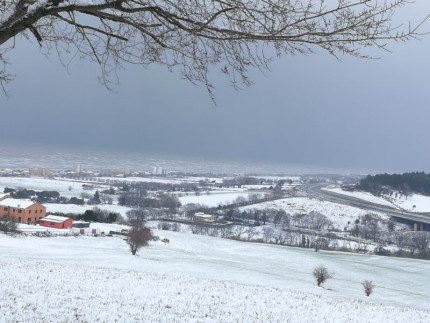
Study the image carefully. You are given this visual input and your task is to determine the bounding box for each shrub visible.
[312,265,334,287]
[0,219,19,234]
[362,280,375,296]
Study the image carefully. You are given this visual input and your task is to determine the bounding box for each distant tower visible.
[153,166,166,175]
[73,163,82,173]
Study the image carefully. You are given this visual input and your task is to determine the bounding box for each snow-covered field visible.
[240,197,387,229]
[323,187,394,207]
[179,191,252,207]
[323,187,430,213]
[391,194,430,213]
[1,230,430,322]
[0,176,103,198]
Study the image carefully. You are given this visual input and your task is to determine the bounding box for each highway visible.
[300,183,430,226]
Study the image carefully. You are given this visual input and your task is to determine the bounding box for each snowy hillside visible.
[1,230,430,321]
[322,187,394,207]
[324,187,430,213]
[240,197,387,229]
[179,191,251,207]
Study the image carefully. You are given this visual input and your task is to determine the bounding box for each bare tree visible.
[404,231,430,257]
[0,1,427,96]
[410,231,430,257]
[308,212,332,231]
[261,226,275,243]
[219,226,233,238]
[313,237,329,251]
[190,224,203,235]
[126,219,153,255]
[233,225,246,239]
[393,231,407,251]
[274,231,287,245]
[312,265,334,287]
[126,208,147,221]
[274,209,286,227]
[171,222,181,232]
[245,226,257,241]
[208,227,220,237]
[362,280,375,296]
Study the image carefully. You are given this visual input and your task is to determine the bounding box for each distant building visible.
[29,168,50,177]
[0,193,10,202]
[73,163,82,173]
[0,199,46,224]
[193,212,214,222]
[153,166,167,175]
[39,215,73,229]
[72,221,90,228]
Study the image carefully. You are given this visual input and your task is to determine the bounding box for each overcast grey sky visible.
[1,2,430,174]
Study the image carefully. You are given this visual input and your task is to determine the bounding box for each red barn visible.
[39,215,73,229]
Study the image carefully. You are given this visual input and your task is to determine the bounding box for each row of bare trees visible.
[220,207,332,232]
[187,223,336,251]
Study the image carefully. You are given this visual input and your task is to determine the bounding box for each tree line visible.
[4,187,106,206]
[357,172,430,196]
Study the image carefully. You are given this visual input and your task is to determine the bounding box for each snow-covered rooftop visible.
[0,199,37,209]
[42,215,71,223]
[194,212,213,218]
[0,193,9,200]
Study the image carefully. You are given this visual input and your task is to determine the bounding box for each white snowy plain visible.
[1,229,430,322]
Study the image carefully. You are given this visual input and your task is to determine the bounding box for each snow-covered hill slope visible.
[1,230,429,321]
[324,187,430,213]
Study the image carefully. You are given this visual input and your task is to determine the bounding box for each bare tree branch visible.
[0,0,428,97]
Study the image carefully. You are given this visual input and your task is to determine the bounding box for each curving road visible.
[300,183,430,226]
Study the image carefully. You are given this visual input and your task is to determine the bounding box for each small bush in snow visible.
[313,265,334,287]
[161,223,171,230]
[362,280,375,296]
[0,219,19,234]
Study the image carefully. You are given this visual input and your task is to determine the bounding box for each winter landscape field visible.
[1,228,430,322]
[3,0,430,321]
[2,171,430,322]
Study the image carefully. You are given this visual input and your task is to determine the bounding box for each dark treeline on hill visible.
[357,172,430,196]
[4,187,60,203]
